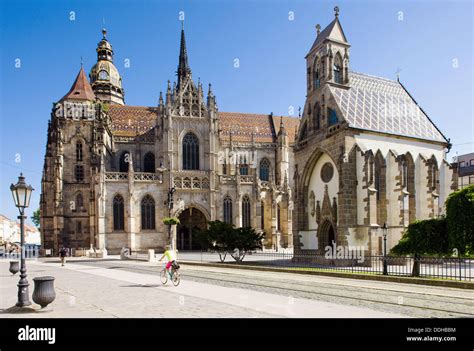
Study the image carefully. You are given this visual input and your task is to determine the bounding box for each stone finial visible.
[334,6,340,17]
[102,28,107,38]
[316,24,321,35]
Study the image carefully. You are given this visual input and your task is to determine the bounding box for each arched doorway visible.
[318,220,336,253]
[177,207,207,251]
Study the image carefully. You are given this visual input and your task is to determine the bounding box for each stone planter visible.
[32,276,56,308]
[9,261,19,275]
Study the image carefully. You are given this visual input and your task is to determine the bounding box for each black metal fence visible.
[178,251,473,282]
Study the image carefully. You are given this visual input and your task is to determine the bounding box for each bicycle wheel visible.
[171,270,181,286]
[160,269,168,284]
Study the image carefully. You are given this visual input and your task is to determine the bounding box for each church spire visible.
[177,22,191,90]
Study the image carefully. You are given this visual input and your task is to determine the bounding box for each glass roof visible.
[330,72,447,143]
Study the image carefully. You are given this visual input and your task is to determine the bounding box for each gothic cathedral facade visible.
[41,10,455,255]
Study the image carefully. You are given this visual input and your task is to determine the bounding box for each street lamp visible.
[382,222,388,275]
[10,173,34,307]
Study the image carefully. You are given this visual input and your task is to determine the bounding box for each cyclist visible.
[159,246,178,277]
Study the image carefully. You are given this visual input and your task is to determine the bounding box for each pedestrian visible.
[59,246,67,266]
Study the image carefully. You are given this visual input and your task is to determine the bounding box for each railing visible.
[173,251,473,282]
[173,172,210,190]
[105,172,158,182]
[105,172,128,181]
[134,173,158,181]
[239,175,254,184]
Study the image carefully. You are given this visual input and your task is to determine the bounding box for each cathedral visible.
[41,9,455,255]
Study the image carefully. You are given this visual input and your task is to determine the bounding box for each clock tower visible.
[89,29,125,105]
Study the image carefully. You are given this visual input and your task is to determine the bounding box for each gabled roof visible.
[60,67,96,102]
[329,72,448,143]
[307,17,349,55]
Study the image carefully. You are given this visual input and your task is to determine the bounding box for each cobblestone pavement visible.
[68,258,474,318]
[0,258,413,318]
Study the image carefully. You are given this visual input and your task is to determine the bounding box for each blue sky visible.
[0,0,472,224]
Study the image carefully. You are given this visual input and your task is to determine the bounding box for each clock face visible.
[99,70,109,80]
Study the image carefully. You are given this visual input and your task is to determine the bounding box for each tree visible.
[391,217,448,277]
[31,208,40,228]
[195,221,265,263]
[446,185,474,255]
[391,217,449,256]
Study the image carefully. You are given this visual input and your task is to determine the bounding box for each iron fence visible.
[177,250,473,282]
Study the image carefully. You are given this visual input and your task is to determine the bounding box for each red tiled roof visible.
[108,105,157,137]
[107,106,300,143]
[60,67,96,102]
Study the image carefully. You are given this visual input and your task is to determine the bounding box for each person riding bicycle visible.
[159,246,178,277]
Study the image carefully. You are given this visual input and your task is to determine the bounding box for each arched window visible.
[75,165,84,182]
[76,142,83,162]
[182,133,199,170]
[239,154,249,175]
[299,122,308,142]
[261,201,265,230]
[242,195,251,228]
[223,196,233,224]
[143,152,155,173]
[141,195,155,230]
[333,55,343,84]
[315,103,321,130]
[113,195,125,231]
[76,193,83,209]
[259,158,270,181]
[119,151,130,172]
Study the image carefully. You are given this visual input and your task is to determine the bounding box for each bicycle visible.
[160,261,181,286]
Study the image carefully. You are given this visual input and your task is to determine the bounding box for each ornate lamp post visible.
[382,222,388,275]
[10,173,34,307]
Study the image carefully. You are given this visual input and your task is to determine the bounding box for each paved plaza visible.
[1,257,473,318]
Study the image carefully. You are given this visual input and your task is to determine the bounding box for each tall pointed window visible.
[261,201,265,230]
[327,108,338,126]
[277,205,281,232]
[315,103,321,130]
[182,133,199,170]
[76,193,83,209]
[239,154,249,175]
[333,54,343,84]
[242,195,251,228]
[119,151,130,172]
[113,195,125,231]
[259,158,270,181]
[223,196,233,224]
[76,142,83,162]
[141,195,155,230]
[143,152,155,173]
[75,165,84,182]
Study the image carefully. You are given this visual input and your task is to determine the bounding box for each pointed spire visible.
[208,83,213,97]
[177,23,191,89]
[60,67,95,102]
[159,91,164,106]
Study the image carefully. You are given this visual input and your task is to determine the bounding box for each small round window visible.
[321,162,334,183]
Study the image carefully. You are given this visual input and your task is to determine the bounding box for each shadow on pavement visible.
[120,284,162,288]
[0,305,52,314]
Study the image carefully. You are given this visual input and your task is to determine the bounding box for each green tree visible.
[195,221,264,263]
[391,217,448,277]
[31,208,40,228]
[445,184,474,255]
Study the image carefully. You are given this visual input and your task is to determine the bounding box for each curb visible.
[180,260,474,290]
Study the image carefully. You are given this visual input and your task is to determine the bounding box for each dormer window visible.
[333,64,342,84]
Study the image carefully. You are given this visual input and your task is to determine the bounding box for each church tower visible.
[89,29,125,105]
[300,6,350,136]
